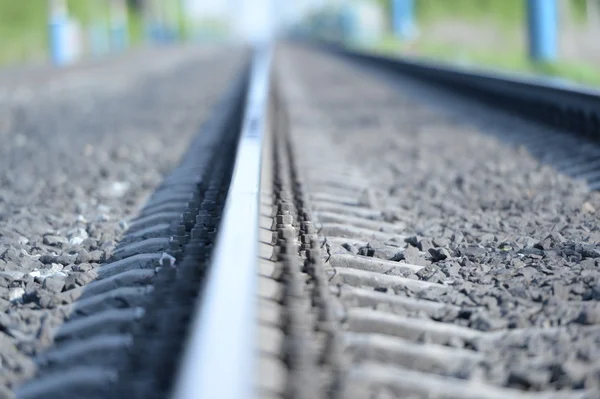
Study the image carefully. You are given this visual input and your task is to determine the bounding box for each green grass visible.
[415,0,525,27]
[367,34,600,88]
[0,1,48,64]
[0,1,186,66]
[0,1,112,65]
[391,0,600,87]
[379,0,596,28]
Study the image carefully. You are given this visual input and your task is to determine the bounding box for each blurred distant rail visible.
[328,43,600,189]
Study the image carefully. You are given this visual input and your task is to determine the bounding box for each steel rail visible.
[317,42,600,142]
[171,44,272,399]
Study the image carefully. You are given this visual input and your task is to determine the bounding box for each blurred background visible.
[294,0,600,86]
[0,0,598,86]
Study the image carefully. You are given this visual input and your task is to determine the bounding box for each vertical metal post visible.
[143,0,158,44]
[392,0,415,39]
[89,0,110,58]
[48,0,69,66]
[110,0,129,52]
[89,23,110,58]
[156,0,170,43]
[341,4,356,44]
[527,0,558,62]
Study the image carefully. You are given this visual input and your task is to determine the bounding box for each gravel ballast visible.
[0,46,246,393]
[277,45,600,397]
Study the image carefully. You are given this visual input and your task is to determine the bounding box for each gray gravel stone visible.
[432,237,450,247]
[8,288,24,303]
[42,276,65,294]
[1,248,18,262]
[74,263,93,272]
[428,247,450,262]
[80,237,98,250]
[0,271,25,281]
[39,254,75,265]
[404,235,419,247]
[358,241,397,259]
[400,245,427,266]
[67,227,88,246]
[88,250,104,262]
[76,248,91,264]
[418,237,434,252]
[42,235,68,247]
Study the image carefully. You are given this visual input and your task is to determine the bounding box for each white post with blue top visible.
[341,3,357,44]
[89,23,110,58]
[527,0,558,62]
[110,0,129,52]
[48,0,69,66]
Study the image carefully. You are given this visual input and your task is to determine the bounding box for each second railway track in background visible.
[10,42,600,398]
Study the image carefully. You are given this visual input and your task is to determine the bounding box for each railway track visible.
[3,42,600,399]
[265,45,600,398]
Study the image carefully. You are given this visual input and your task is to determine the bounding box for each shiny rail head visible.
[170,44,273,399]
